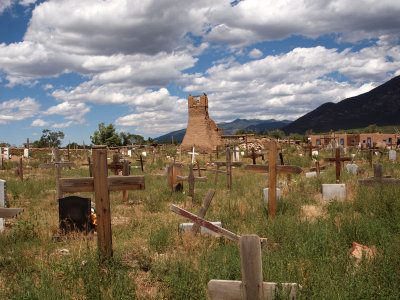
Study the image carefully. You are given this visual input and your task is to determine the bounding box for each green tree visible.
[91,123,122,147]
[119,132,145,145]
[364,124,378,133]
[235,129,246,135]
[33,129,65,148]
[269,129,285,139]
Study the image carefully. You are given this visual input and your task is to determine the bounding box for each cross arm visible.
[0,208,24,218]
[244,164,303,175]
[215,161,243,167]
[358,178,400,187]
[176,175,208,182]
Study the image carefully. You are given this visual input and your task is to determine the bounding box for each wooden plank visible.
[208,280,300,300]
[170,205,239,241]
[39,162,75,169]
[215,161,243,167]
[192,189,215,234]
[60,177,94,193]
[358,178,400,186]
[240,235,263,300]
[226,148,232,190]
[269,141,277,219]
[93,149,113,258]
[122,160,130,202]
[107,176,145,191]
[244,164,302,175]
[0,208,24,218]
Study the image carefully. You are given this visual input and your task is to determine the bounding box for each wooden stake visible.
[192,189,215,234]
[269,141,277,219]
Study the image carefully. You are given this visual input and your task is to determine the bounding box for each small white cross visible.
[188,145,199,164]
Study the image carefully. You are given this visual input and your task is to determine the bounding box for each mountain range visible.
[282,75,400,134]
[155,118,291,142]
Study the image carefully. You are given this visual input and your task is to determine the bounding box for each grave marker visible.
[188,145,199,164]
[212,147,243,190]
[58,147,145,258]
[176,163,207,199]
[322,184,346,201]
[359,164,400,186]
[389,150,396,161]
[208,235,300,300]
[244,147,264,164]
[245,141,302,219]
[59,195,91,233]
[324,148,351,183]
[167,163,183,192]
[0,179,5,231]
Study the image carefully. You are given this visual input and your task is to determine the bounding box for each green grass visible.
[0,147,400,298]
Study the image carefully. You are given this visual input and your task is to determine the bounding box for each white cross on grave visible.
[188,145,199,164]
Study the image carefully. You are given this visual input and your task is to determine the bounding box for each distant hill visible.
[282,75,400,134]
[155,118,291,142]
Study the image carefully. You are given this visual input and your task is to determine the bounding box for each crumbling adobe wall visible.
[181,94,224,152]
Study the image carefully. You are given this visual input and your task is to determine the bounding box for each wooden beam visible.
[269,142,277,219]
[170,204,240,241]
[244,164,303,175]
[240,235,263,299]
[192,189,215,234]
[0,208,24,218]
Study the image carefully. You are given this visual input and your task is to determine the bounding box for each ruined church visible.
[181,94,224,152]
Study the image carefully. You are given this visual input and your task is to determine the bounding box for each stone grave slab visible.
[263,188,280,206]
[306,171,324,178]
[127,150,132,157]
[24,148,29,158]
[322,184,346,201]
[58,195,91,233]
[0,179,5,231]
[346,164,358,174]
[389,150,396,161]
[312,150,319,156]
[3,148,9,160]
[179,221,222,237]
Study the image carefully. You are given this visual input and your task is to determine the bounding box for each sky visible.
[0,0,399,147]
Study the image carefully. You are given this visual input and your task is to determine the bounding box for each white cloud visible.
[0,0,15,14]
[31,118,50,127]
[0,97,40,124]
[42,83,53,90]
[248,48,263,59]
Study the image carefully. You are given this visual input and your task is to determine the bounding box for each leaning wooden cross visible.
[211,147,242,190]
[176,163,207,199]
[359,164,400,186]
[244,141,303,219]
[58,147,145,258]
[208,235,300,300]
[324,148,351,183]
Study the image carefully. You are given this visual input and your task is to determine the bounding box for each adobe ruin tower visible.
[181,94,223,152]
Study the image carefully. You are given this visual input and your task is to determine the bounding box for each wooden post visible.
[88,157,93,177]
[192,189,215,234]
[92,148,113,258]
[324,148,351,183]
[197,161,201,177]
[316,161,320,176]
[18,157,23,181]
[269,141,277,219]
[56,164,62,199]
[240,235,263,300]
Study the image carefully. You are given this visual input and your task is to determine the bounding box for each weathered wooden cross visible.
[208,235,300,300]
[245,141,302,219]
[303,143,318,158]
[167,163,183,192]
[324,148,351,183]
[309,161,327,177]
[359,164,400,186]
[211,147,242,190]
[176,163,207,199]
[244,147,264,164]
[58,147,145,258]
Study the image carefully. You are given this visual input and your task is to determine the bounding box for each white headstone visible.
[322,184,346,201]
[312,151,319,156]
[306,171,317,178]
[235,147,240,161]
[241,151,245,156]
[0,179,6,232]
[127,150,132,157]
[141,151,147,157]
[346,164,358,174]
[263,188,280,206]
[3,148,9,160]
[389,150,396,161]
[179,222,222,237]
[24,148,29,158]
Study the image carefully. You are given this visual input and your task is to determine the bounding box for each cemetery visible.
[0,132,400,299]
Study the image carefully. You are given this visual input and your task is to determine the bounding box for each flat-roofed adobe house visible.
[309,133,399,148]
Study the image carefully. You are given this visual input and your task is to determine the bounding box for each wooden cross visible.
[0,208,24,218]
[324,148,352,183]
[208,235,300,300]
[191,189,215,234]
[359,164,400,186]
[188,145,199,164]
[244,141,303,219]
[303,143,318,158]
[23,138,32,149]
[176,163,207,199]
[167,163,183,192]
[14,157,24,181]
[136,155,144,172]
[58,147,145,258]
[309,161,327,177]
[360,144,383,167]
[212,147,242,190]
[244,147,264,164]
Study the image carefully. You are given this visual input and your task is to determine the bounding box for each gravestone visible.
[59,195,91,233]
[3,148,9,160]
[0,179,6,231]
[141,151,147,157]
[24,148,29,158]
[389,150,396,161]
[263,188,280,206]
[306,171,324,178]
[322,184,346,201]
[346,164,358,174]
[312,150,319,156]
[127,150,132,157]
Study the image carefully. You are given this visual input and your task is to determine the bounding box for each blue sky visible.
[0,0,399,146]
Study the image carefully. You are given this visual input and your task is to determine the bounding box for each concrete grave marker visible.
[3,148,9,160]
[346,164,358,174]
[322,184,346,201]
[180,222,222,236]
[263,188,280,206]
[59,195,91,233]
[0,179,6,231]
[24,148,29,158]
[389,150,396,161]
[312,150,319,156]
[127,150,132,157]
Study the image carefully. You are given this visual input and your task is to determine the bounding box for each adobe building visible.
[181,94,224,152]
[309,132,399,148]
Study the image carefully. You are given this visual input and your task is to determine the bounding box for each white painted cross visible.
[188,145,199,164]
